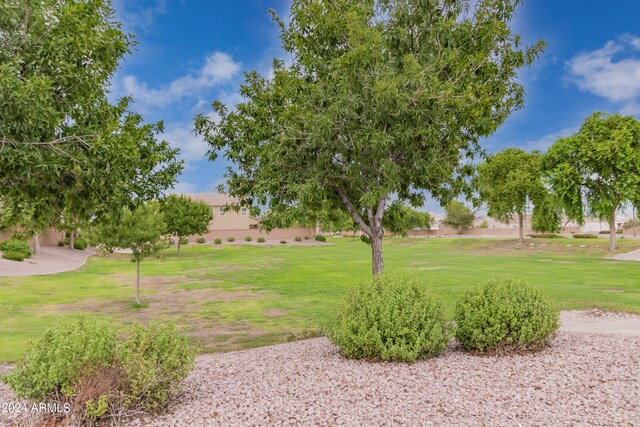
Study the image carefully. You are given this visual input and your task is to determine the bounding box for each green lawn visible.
[0,237,639,361]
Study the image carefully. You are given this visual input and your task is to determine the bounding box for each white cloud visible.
[518,127,578,151]
[566,35,640,112]
[169,181,196,194]
[162,125,209,162]
[113,0,167,32]
[114,52,241,113]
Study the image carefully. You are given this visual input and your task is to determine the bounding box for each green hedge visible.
[314,235,326,242]
[257,237,265,243]
[572,233,598,239]
[454,278,559,354]
[214,238,222,244]
[196,237,205,244]
[0,239,32,259]
[330,276,450,362]
[526,233,564,239]
[2,250,26,261]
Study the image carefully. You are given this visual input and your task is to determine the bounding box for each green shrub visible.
[74,237,88,250]
[2,250,26,261]
[2,318,194,424]
[599,230,610,234]
[214,238,222,244]
[58,240,65,247]
[245,236,252,242]
[227,237,235,242]
[179,237,189,245]
[0,238,32,259]
[257,237,265,243]
[294,236,302,242]
[526,233,564,239]
[196,237,205,244]
[572,233,598,239]
[454,278,559,354]
[280,240,287,244]
[304,236,309,240]
[329,276,450,362]
[314,235,326,242]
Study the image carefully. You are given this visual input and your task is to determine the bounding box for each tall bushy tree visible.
[92,203,168,305]
[161,195,214,256]
[476,148,545,243]
[442,201,475,236]
[0,0,182,244]
[196,0,544,275]
[544,112,640,250]
[530,195,562,234]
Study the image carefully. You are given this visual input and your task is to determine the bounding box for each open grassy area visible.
[0,237,639,362]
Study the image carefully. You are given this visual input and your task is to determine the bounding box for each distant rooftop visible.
[178,193,239,206]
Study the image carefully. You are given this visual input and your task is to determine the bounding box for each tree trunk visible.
[136,260,141,305]
[69,231,75,251]
[371,234,384,275]
[518,213,524,244]
[177,237,181,256]
[633,206,637,238]
[32,232,40,256]
[609,209,617,251]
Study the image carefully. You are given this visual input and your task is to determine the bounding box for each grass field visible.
[0,237,639,362]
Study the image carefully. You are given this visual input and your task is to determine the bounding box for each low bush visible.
[314,235,326,242]
[245,236,252,242]
[304,236,309,240]
[0,239,32,259]
[526,233,564,239]
[74,237,88,250]
[294,236,302,242]
[2,318,194,424]
[227,237,235,242]
[329,276,450,362]
[196,237,205,244]
[214,238,222,244]
[179,237,189,245]
[599,230,610,234]
[2,251,26,261]
[257,237,265,243]
[572,233,598,239]
[58,240,65,247]
[454,278,559,354]
[280,240,287,244]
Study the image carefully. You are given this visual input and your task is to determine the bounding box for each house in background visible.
[180,193,314,241]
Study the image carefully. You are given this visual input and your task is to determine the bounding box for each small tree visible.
[161,195,213,256]
[476,148,545,243]
[92,203,168,305]
[383,204,433,237]
[442,201,474,237]
[544,112,640,250]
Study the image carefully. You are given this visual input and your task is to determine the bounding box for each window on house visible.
[220,207,226,216]
[241,207,248,216]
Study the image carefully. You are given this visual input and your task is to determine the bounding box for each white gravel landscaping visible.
[0,246,94,277]
[1,311,638,426]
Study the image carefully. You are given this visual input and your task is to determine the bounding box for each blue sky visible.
[110,0,640,213]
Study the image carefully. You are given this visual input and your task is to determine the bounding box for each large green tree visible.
[161,195,214,256]
[196,0,543,274]
[476,148,545,243]
[92,203,168,305]
[442,201,475,236]
[544,112,640,250]
[0,0,182,246]
[383,204,433,237]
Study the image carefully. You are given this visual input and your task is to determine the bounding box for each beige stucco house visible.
[180,193,314,241]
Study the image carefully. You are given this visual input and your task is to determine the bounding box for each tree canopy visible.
[442,201,475,235]
[161,195,214,256]
[476,148,546,242]
[196,0,544,274]
[544,112,640,250]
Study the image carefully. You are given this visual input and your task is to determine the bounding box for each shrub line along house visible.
[179,193,314,242]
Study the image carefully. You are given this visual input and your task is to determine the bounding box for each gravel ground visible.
[1,313,638,426]
[0,247,94,277]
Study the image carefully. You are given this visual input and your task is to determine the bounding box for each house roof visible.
[179,193,239,206]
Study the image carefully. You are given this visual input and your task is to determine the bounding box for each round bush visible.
[214,238,222,244]
[304,236,309,240]
[0,239,32,259]
[257,237,265,243]
[2,250,26,261]
[454,278,559,354]
[196,237,205,244]
[294,236,302,242]
[245,236,252,242]
[74,237,88,250]
[314,235,326,242]
[280,240,287,244]
[57,240,65,247]
[227,237,235,242]
[329,276,450,362]
[179,237,189,245]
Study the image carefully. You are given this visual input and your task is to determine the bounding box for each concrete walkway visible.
[610,248,640,261]
[560,310,640,336]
